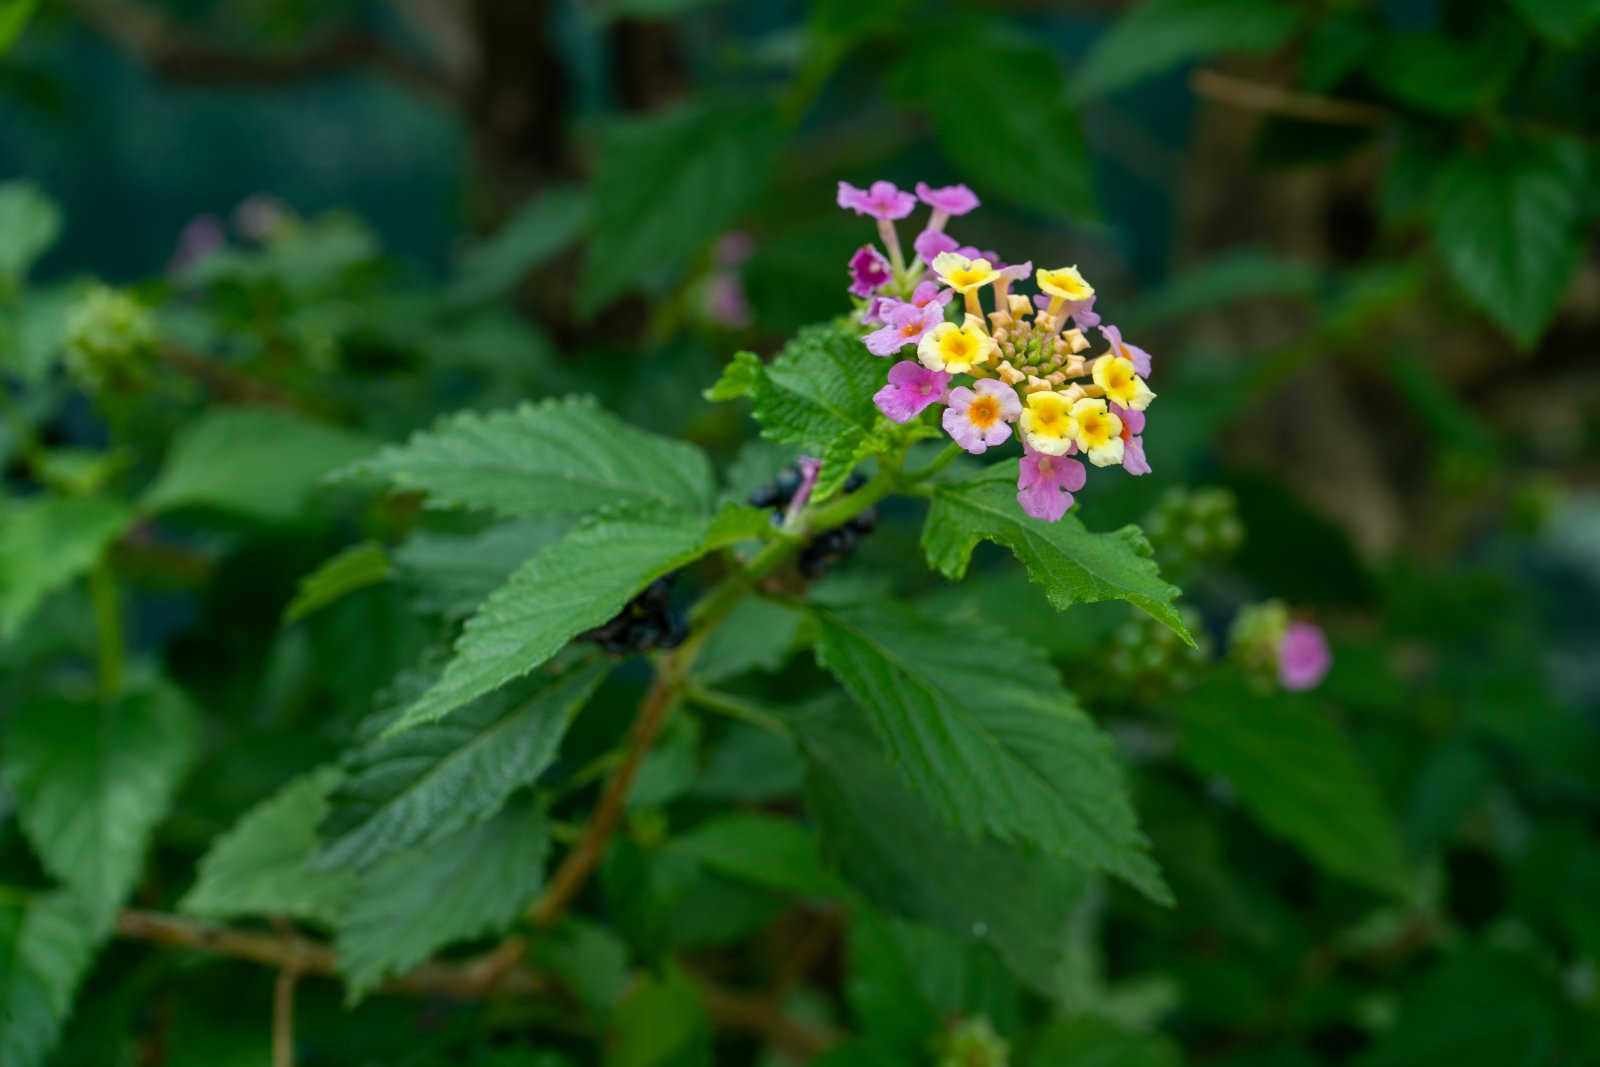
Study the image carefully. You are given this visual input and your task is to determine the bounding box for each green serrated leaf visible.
[1429,135,1591,348]
[581,97,781,316]
[922,462,1190,642]
[387,514,714,734]
[315,658,608,870]
[790,698,1091,991]
[712,323,887,501]
[809,601,1167,902]
[179,766,355,926]
[0,181,60,284]
[1074,0,1302,99]
[393,516,575,619]
[1175,672,1412,896]
[3,680,196,919]
[336,396,714,519]
[285,542,392,623]
[335,798,550,1001]
[0,889,104,1067]
[0,494,130,638]
[142,407,375,523]
[667,814,843,897]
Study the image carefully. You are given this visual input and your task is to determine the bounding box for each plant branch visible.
[1190,69,1388,127]
[67,0,462,104]
[112,910,840,1056]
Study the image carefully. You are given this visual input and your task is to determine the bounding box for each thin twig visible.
[272,967,297,1067]
[530,665,680,926]
[1190,69,1389,127]
[113,910,840,1056]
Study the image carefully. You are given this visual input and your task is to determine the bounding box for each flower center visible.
[968,396,999,427]
[945,335,971,359]
[901,321,922,338]
[1081,414,1108,444]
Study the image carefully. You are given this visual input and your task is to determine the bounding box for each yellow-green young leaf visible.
[334,798,550,1002]
[1429,135,1591,349]
[388,514,715,735]
[580,97,781,316]
[284,541,392,623]
[1175,672,1412,897]
[667,814,844,897]
[179,766,355,927]
[0,889,104,1067]
[0,0,38,56]
[0,494,130,638]
[808,602,1167,904]
[315,658,609,870]
[141,407,375,523]
[335,396,714,520]
[2,680,196,921]
[1074,0,1301,99]
[922,462,1191,643]
[791,698,1091,991]
[0,181,60,284]
[705,323,888,501]
[605,965,712,1067]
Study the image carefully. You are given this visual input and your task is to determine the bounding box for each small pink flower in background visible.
[1113,404,1150,476]
[714,230,755,267]
[915,182,980,218]
[704,274,750,328]
[837,180,916,220]
[168,215,225,276]
[864,301,944,356]
[874,360,949,423]
[1017,443,1086,522]
[848,244,894,297]
[942,378,1020,454]
[1100,323,1152,377]
[1278,622,1331,691]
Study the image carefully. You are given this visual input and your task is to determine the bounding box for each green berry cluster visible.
[1105,604,1212,702]
[1142,487,1244,576]
[62,285,158,392]
[938,1016,1009,1067]
[1227,599,1289,689]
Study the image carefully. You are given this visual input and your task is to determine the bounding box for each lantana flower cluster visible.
[837,179,1158,522]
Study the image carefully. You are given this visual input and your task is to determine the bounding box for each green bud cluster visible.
[1142,487,1244,576]
[1227,599,1288,688]
[63,285,158,392]
[1105,604,1212,702]
[938,1016,1010,1067]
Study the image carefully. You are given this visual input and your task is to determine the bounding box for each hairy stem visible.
[684,685,792,738]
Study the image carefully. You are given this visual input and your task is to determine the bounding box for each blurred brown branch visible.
[1190,69,1388,126]
[113,910,843,1057]
[66,0,464,103]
